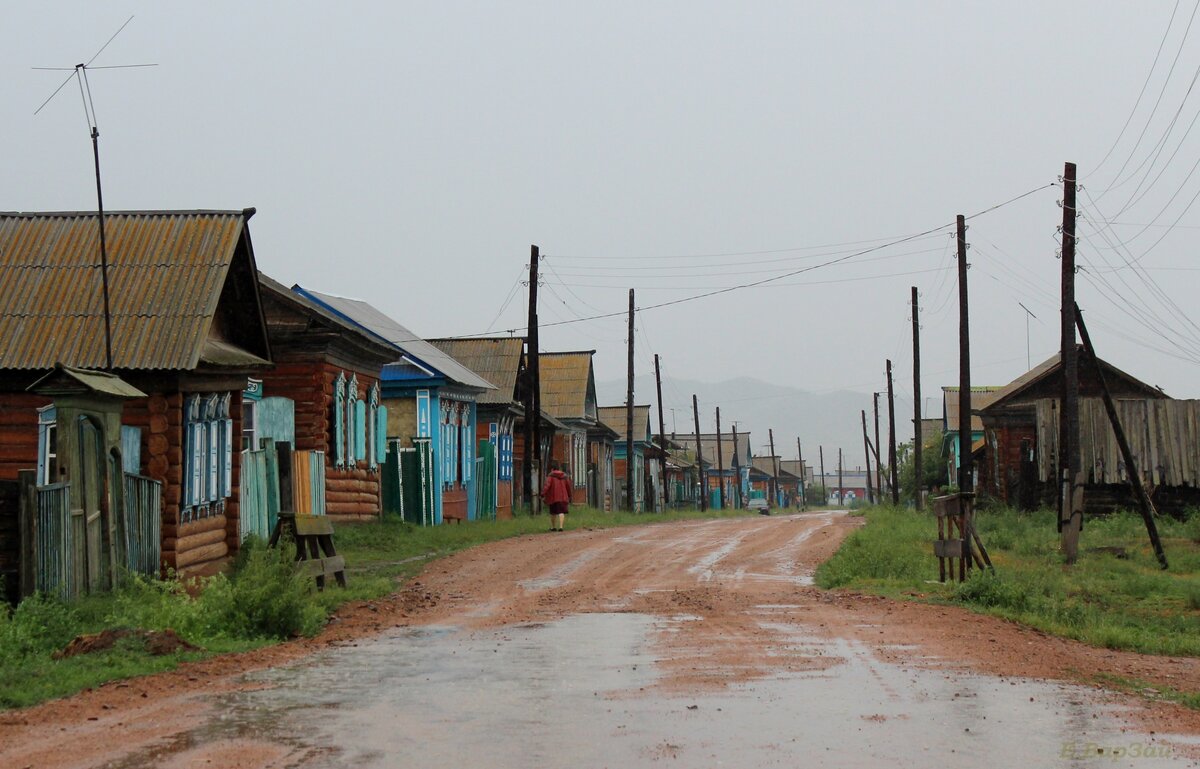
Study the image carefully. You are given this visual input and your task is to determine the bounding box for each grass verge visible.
[815,504,1200,659]
[0,504,751,710]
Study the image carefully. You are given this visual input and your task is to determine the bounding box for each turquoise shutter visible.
[376,406,388,463]
[333,375,345,468]
[462,424,472,483]
[355,400,367,461]
[223,419,233,497]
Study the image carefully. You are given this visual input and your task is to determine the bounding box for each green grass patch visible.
[815,504,1200,658]
[0,504,748,710]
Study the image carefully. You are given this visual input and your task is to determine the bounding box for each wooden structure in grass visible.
[932,492,992,583]
[268,511,346,590]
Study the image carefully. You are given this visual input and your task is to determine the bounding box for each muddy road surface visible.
[3,512,1200,768]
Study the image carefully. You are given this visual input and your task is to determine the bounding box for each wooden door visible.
[78,417,107,592]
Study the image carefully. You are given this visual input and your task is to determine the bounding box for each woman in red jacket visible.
[541,461,572,531]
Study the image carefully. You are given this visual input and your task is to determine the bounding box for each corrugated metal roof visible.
[0,210,249,370]
[942,386,1004,431]
[597,404,651,442]
[539,351,596,420]
[295,287,495,392]
[429,337,524,405]
[672,432,752,468]
[980,348,1166,415]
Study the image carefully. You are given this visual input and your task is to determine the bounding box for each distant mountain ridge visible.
[596,375,899,471]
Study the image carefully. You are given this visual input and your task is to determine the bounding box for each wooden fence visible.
[1036,398,1200,486]
[123,473,162,576]
[241,445,326,542]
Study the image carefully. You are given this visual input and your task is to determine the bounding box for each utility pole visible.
[1075,304,1167,568]
[1059,163,1082,562]
[732,423,742,508]
[797,438,806,511]
[886,360,899,505]
[524,245,541,512]
[715,407,726,509]
[692,394,706,512]
[625,289,636,512]
[838,448,844,508]
[768,428,778,507]
[873,393,884,495]
[957,214,973,495]
[911,286,923,510]
[654,354,669,511]
[819,445,826,505]
[861,410,875,504]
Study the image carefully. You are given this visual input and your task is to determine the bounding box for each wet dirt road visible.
[3,512,1200,768]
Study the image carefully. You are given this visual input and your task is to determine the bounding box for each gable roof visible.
[942,386,1004,432]
[0,209,270,370]
[294,287,494,391]
[672,432,752,468]
[429,337,524,405]
[258,273,398,363]
[539,351,597,421]
[597,404,652,442]
[981,348,1166,414]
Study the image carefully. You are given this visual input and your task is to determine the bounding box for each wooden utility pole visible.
[819,445,826,505]
[732,423,742,508]
[911,286,923,510]
[524,245,541,511]
[797,438,806,511]
[861,410,875,504]
[886,360,899,505]
[692,394,706,511]
[768,428,778,506]
[956,214,973,494]
[1074,305,1168,568]
[625,289,636,511]
[654,354,669,511]
[837,448,844,508]
[1059,162,1082,562]
[715,407,727,509]
[873,393,884,495]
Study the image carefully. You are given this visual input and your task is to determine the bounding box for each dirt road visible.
[2,512,1199,768]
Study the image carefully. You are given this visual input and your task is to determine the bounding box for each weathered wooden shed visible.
[977,349,1182,513]
[0,209,272,581]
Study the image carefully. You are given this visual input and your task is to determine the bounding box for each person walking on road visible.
[541,461,572,532]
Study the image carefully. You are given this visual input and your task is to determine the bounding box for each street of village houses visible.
[2,511,1198,768]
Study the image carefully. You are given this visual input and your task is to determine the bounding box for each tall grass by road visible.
[0,504,750,710]
[815,504,1200,657]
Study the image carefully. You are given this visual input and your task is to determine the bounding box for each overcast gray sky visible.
[6,2,1200,451]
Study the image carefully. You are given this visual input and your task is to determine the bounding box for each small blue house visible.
[293,288,495,524]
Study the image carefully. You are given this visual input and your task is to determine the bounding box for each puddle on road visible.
[107,613,1195,769]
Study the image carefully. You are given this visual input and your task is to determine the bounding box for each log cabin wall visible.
[259,361,383,521]
[0,392,50,481]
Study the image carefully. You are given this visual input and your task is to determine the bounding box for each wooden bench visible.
[269,511,347,589]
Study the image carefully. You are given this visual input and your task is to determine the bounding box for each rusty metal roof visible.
[0,210,253,370]
[429,336,524,405]
[539,351,597,420]
[597,404,651,442]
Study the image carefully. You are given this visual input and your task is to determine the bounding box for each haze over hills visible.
[596,375,915,471]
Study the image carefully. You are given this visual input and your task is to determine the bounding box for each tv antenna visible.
[1018,302,1038,371]
[32,15,157,371]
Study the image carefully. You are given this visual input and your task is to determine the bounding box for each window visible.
[184,393,233,514]
[242,400,257,451]
[346,373,359,469]
[333,371,346,468]
[367,383,380,471]
[37,405,58,486]
[573,433,586,487]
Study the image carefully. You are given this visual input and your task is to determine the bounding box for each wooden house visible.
[975,350,1186,513]
[815,469,870,506]
[429,337,525,519]
[253,275,400,527]
[941,386,1003,488]
[598,404,661,511]
[539,351,603,506]
[0,210,272,584]
[294,288,495,523]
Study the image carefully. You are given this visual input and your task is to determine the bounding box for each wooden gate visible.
[240,442,281,541]
[292,450,327,516]
[475,440,496,520]
[383,439,434,525]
